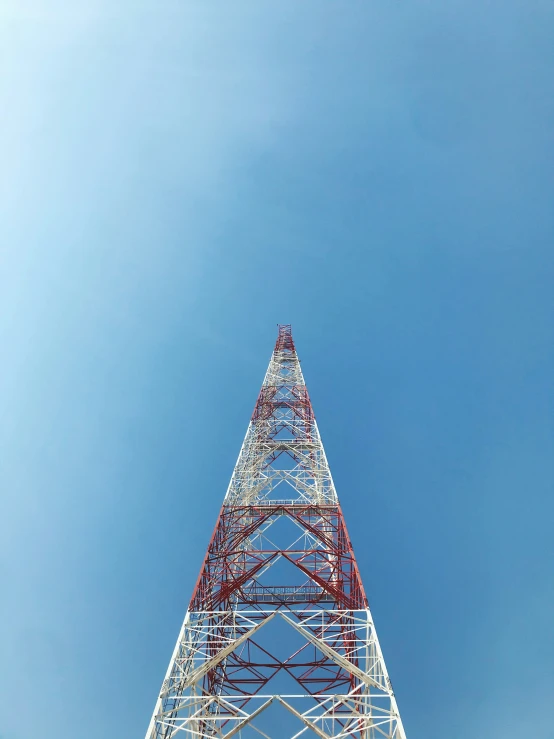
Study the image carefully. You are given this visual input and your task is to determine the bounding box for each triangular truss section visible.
[145,325,408,738]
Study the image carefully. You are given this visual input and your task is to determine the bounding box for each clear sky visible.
[1,1,553,737]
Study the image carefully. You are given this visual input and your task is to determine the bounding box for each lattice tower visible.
[145,325,408,739]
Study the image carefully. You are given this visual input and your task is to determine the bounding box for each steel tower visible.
[145,325,408,738]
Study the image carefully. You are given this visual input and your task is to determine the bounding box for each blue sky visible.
[1,1,553,737]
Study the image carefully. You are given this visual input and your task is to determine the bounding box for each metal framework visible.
[145,325,407,738]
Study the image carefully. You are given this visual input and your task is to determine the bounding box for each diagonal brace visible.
[161,611,278,696]
[279,612,384,692]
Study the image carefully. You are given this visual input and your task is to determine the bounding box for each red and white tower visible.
[145,325,408,738]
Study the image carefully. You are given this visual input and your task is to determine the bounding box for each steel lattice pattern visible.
[145,325,407,738]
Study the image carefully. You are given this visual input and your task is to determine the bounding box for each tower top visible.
[275,324,296,354]
[225,324,337,505]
